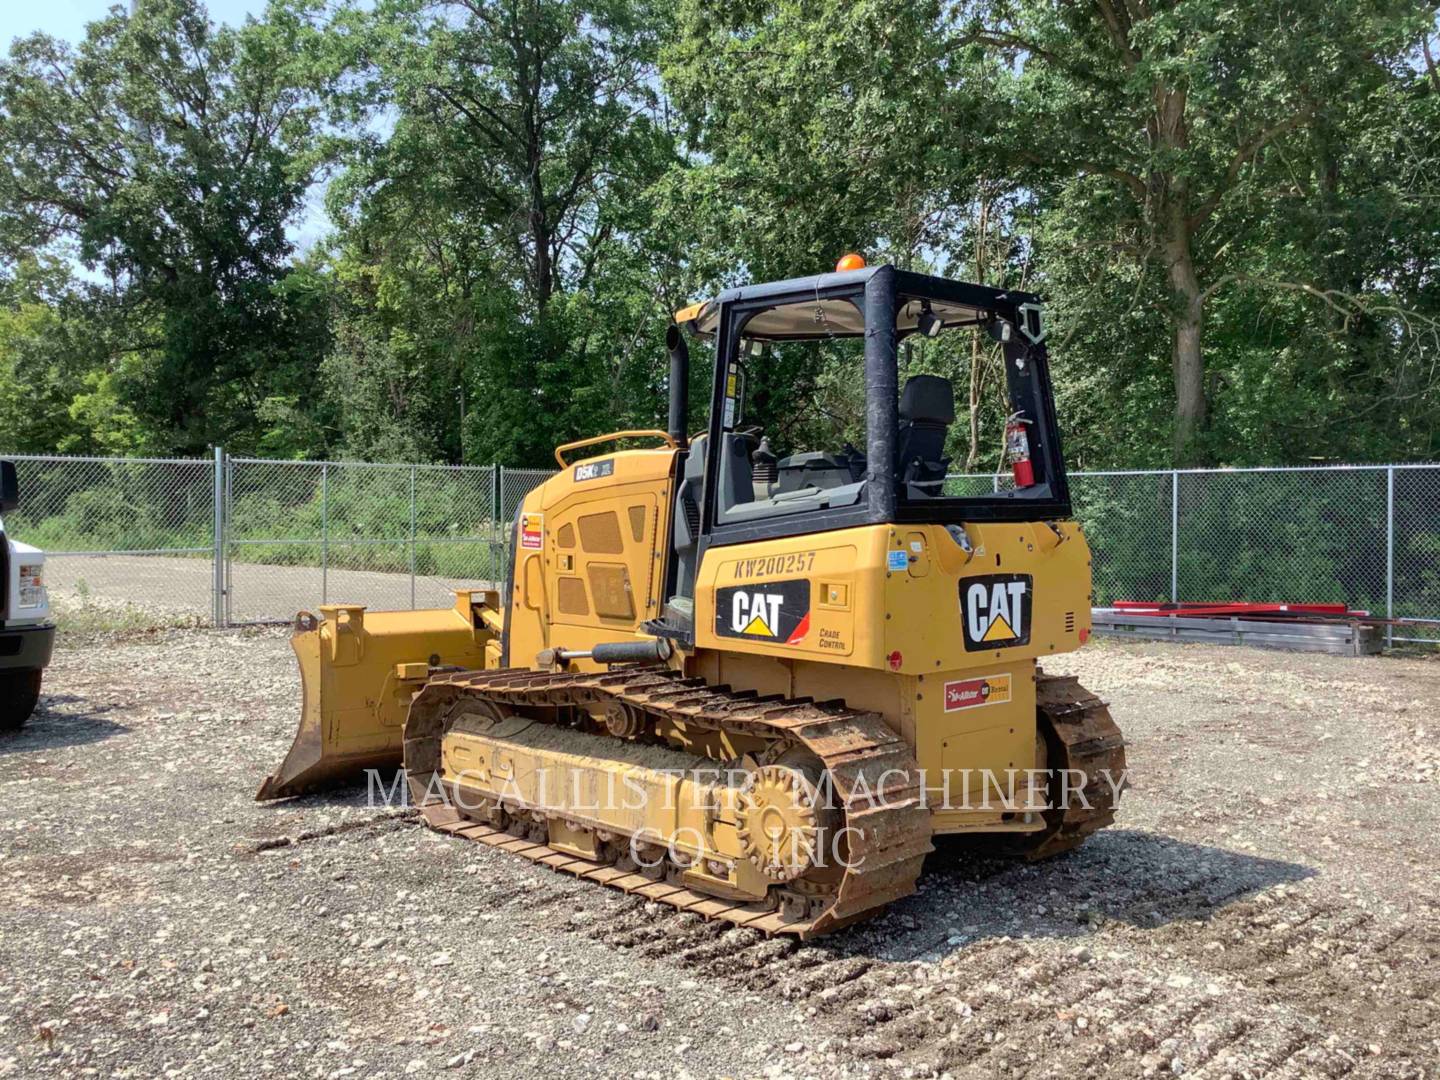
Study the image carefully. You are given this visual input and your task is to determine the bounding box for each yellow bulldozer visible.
[258,259,1126,938]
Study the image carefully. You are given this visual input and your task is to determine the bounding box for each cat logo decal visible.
[715,579,811,645]
[961,574,1032,651]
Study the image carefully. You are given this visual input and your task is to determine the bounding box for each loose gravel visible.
[2,629,1438,1078]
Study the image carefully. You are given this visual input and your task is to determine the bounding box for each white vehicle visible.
[1,460,53,730]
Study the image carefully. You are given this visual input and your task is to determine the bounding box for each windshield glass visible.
[713,294,1022,526]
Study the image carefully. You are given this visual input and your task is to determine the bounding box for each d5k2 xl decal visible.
[961,573,1032,651]
[715,579,811,645]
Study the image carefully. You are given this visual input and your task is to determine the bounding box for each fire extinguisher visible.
[1005,414,1035,488]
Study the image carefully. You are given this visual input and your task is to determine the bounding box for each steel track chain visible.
[403,665,934,938]
[1024,671,1128,859]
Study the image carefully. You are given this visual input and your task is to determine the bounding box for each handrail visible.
[553,429,678,467]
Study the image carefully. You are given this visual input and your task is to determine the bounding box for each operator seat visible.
[896,374,955,497]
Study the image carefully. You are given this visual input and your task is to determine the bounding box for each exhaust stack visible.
[666,324,689,450]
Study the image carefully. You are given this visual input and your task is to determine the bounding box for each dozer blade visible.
[256,590,501,800]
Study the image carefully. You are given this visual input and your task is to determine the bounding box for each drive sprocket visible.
[736,764,823,882]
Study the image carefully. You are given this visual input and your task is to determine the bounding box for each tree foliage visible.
[315,0,681,464]
[0,0,1437,468]
[0,0,333,454]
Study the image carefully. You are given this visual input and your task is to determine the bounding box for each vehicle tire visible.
[0,668,42,731]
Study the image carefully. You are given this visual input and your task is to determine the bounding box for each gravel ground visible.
[2,630,1438,1079]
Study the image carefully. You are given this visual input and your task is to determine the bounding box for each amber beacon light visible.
[835,252,866,272]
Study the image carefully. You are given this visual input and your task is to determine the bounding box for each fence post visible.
[224,451,233,625]
[212,446,224,627]
[498,466,509,584]
[1170,470,1180,603]
[409,466,417,609]
[320,463,329,604]
[1386,465,1395,650]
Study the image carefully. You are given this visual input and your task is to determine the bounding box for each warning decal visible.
[715,579,811,645]
[960,573,1032,651]
[519,513,544,551]
[943,673,1014,711]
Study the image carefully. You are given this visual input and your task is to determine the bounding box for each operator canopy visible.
[674,295,988,341]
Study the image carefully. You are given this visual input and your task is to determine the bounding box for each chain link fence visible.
[224,459,508,623]
[0,453,556,626]
[3,451,1436,645]
[1392,467,1440,646]
[949,465,1440,646]
[0,454,219,621]
[499,467,556,531]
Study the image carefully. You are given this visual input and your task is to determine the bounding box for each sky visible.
[1,1,273,48]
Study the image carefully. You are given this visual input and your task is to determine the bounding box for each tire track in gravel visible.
[1144,888,1440,1056]
[393,812,1440,1077]
[572,869,1440,1078]
[244,808,422,851]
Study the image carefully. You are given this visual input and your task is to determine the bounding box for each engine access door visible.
[542,450,674,642]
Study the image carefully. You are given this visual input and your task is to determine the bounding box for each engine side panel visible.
[693,521,1094,673]
[506,447,677,670]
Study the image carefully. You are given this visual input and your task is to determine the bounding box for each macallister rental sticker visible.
[943,672,1013,712]
[715,578,811,645]
[519,513,544,550]
[960,573,1032,651]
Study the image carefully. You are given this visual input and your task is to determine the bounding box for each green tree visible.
[0,258,142,454]
[662,0,1440,467]
[320,0,679,465]
[958,0,1438,462]
[0,0,334,455]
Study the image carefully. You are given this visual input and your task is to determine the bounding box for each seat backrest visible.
[896,375,955,486]
[900,374,956,425]
[717,433,756,512]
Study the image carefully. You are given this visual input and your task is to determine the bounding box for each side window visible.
[713,303,870,526]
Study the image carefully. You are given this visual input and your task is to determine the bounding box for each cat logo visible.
[715,579,811,645]
[961,573,1032,651]
[736,593,782,636]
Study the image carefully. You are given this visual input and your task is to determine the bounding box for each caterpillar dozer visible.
[258,260,1126,938]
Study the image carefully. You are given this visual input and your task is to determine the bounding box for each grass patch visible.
[50,592,204,644]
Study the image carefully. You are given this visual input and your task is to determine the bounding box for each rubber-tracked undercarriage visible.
[259,261,1129,937]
